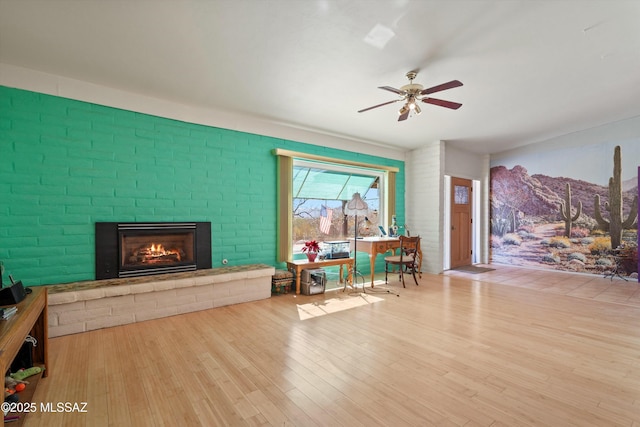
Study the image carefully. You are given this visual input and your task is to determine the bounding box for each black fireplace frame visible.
[95,222,212,280]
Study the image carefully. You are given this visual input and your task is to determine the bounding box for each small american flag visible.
[319,205,332,234]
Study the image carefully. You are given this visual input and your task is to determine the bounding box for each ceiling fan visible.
[358,71,463,121]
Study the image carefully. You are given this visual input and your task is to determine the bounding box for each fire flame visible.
[145,243,181,261]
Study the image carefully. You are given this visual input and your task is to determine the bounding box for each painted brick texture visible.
[407,142,444,274]
[0,86,404,285]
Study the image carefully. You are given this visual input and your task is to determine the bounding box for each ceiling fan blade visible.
[397,110,410,121]
[358,99,401,113]
[421,97,462,110]
[378,86,405,95]
[420,80,463,95]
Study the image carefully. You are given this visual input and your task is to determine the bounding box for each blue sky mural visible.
[493,140,639,186]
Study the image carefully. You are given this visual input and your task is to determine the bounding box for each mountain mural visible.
[490,145,638,278]
[491,165,637,223]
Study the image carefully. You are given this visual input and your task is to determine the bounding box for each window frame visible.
[293,159,385,205]
[274,149,398,262]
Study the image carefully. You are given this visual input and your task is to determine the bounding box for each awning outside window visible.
[293,166,376,200]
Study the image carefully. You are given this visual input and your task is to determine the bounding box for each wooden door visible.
[450,177,472,268]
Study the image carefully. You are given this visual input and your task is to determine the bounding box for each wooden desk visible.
[286,258,354,295]
[350,237,423,286]
[0,287,49,426]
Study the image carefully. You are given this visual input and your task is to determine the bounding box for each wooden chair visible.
[384,236,421,287]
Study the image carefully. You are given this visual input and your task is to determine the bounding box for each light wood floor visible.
[26,265,640,426]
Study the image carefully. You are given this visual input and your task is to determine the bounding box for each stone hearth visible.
[47,264,274,337]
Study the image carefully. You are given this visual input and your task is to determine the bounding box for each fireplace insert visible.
[95,222,212,279]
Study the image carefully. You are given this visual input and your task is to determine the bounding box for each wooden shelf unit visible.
[0,287,49,426]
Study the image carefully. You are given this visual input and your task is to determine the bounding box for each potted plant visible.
[301,240,320,262]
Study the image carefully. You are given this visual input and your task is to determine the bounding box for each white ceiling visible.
[1,0,640,155]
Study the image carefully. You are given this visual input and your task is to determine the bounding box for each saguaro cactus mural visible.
[559,182,581,237]
[594,145,638,249]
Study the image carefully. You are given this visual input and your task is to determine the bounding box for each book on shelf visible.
[1,306,17,320]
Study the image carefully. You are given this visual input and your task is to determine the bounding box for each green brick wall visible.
[0,86,405,285]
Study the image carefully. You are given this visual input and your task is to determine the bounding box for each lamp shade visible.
[344,192,369,216]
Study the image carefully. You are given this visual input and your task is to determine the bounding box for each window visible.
[454,185,469,205]
[274,149,397,262]
[292,160,384,255]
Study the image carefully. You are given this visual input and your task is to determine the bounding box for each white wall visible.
[444,144,487,180]
[479,157,491,264]
[443,143,491,266]
[406,141,445,274]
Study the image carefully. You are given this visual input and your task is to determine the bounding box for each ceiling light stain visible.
[364,23,395,49]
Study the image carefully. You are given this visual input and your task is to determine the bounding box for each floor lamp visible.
[344,192,369,291]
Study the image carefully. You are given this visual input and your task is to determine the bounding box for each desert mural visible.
[490,142,638,280]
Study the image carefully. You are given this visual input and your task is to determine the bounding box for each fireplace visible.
[95,222,212,279]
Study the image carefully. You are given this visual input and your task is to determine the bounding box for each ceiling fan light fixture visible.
[358,71,462,120]
[398,105,410,116]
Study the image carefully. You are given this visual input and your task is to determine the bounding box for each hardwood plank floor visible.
[25,265,640,426]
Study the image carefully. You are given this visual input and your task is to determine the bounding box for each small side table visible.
[286,258,354,294]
